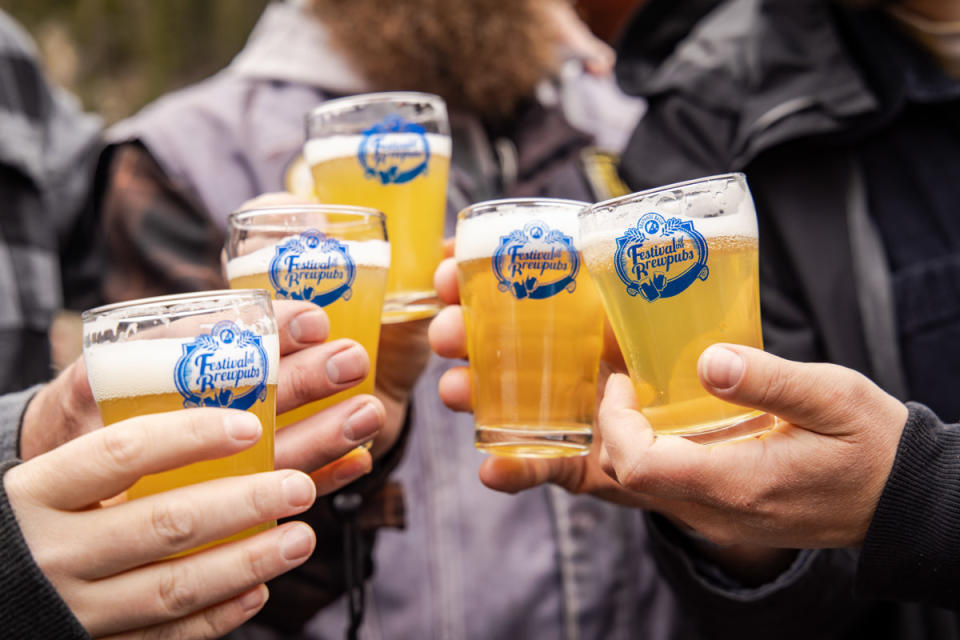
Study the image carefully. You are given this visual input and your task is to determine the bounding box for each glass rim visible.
[457,197,590,221]
[582,172,747,215]
[228,204,387,230]
[81,289,271,322]
[307,91,448,119]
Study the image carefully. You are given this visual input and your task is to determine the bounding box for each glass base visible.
[676,412,778,445]
[382,291,442,324]
[475,426,592,458]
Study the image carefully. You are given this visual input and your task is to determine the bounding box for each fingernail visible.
[701,346,744,390]
[224,413,262,442]
[343,403,382,442]
[281,473,315,508]
[325,345,367,384]
[281,526,314,561]
[238,586,267,613]
[289,310,328,343]
[333,453,372,484]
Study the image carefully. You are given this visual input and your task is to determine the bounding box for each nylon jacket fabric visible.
[615,0,960,634]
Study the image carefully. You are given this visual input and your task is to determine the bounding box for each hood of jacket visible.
[615,0,881,176]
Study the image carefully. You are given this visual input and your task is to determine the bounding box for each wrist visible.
[656,512,799,587]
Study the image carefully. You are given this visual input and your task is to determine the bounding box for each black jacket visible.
[616,0,960,635]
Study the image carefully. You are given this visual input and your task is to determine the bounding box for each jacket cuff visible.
[0,460,90,639]
[0,385,43,461]
[645,512,870,638]
[856,402,960,608]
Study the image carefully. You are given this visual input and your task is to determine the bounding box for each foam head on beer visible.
[455,198,604,458]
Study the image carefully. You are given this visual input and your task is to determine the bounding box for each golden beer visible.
[580,174,773,442]
[587,236,764,435]
[227,247,389,427]
[306,93,450,323]
[82,291,280,553]
[225,207,390,430]
[95,388,277,547]
[456,199,604,457]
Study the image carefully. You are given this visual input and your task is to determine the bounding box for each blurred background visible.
[5,0,636,125]
[6,0,269,124]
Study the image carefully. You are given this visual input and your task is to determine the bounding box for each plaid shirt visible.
[0,11,101,395]
[99,142,226,302]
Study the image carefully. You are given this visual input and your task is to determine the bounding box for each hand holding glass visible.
[82,290,279,550]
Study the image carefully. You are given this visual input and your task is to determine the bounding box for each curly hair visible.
[311,0,561,120]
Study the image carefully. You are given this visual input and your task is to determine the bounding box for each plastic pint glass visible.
[579,173,774,443]
[456,199,604,457]
[225,205,389,429]
[305,92,450,323]
[82,290,279,549]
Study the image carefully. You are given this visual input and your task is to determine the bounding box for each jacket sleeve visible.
[643,513,880,639]
[0,460,90,639]
[0,386,39,462]
[856,403,960,609]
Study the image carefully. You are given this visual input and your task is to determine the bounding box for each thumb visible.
[697,344,887,435]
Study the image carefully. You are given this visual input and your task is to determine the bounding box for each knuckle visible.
[839,369,874,408]
[100,427,144,470]
[157,563,201,616]
[246,480,275,523]
[617,460,652,493]
[196,602,240,639]
[152,501,197,548]
[754,363,793,409]
[286,364,316,405]
[186,411,213,446]
[243,541,274,583]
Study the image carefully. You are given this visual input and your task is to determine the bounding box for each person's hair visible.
[832,0,898,7]
[310,0,560,120]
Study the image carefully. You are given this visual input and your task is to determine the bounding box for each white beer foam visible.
[226,238,391,281]
[580,193,758,256]
[303,133,451,166]
[454,205,586,263]
[85,335,280,400]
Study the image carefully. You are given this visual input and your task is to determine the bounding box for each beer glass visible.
[456,198,604,457]
[82,290,279,549]
[579,173,775,443]
[305,92,450,323]
[225,205,389,429]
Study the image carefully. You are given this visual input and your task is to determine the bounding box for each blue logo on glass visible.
[174,320,269,410]
[615,213,709,301]
[269,230,355,307]
[493,220,579,300]
[358,115,430,185]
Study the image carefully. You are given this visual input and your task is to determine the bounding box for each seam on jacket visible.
[846,157,908,400]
